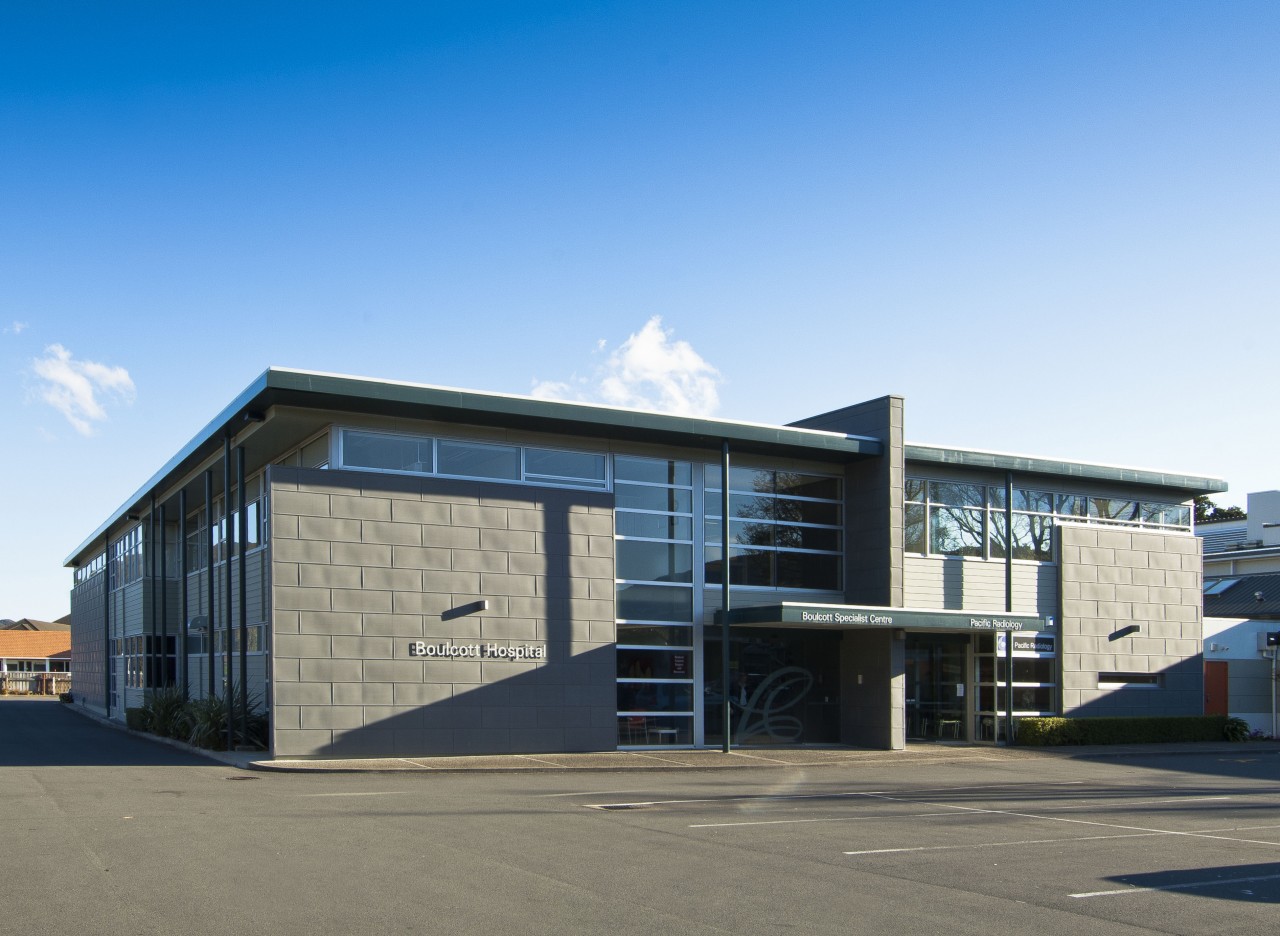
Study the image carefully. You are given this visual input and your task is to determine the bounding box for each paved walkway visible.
[56,698,1280,773]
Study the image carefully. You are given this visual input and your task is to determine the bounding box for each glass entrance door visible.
[905,633,969,740]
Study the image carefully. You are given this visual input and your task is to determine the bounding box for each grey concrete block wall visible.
[268,466,616,758]
[1058,525,1203,716]
[838,629,905,749]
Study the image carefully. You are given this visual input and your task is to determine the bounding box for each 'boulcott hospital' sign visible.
[408,642,547,661]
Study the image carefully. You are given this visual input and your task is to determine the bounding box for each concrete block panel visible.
[1163,639,1199,657]
[273,656,300,682]
[507,508,548,532]
[331,636,394,659]
[1096,565,1133,585]
[331,588,394,614]
[567,513,614,538]
[392,591,455,615]
[420,569,482,593]
[423,524,481,550]
[416,660,478,683]
[1096,529,1133,550]
[480,528,536,553]
[568,556,614,579]
[508,552,548,576]
[362,613,425,637]
[391,500,451,525]
[1113,550,1150,569]
[1114,584,1151,603]
[1062,599,1100,619]
[274,730,334,757]
[331,682,394,706]
[1062,565,1099,583]
[273,490,332,518]
[588,536,615,558]
[275,587,333,613]
[297,659,365,685]
[428,618,482,640]
[276,634,333,659]
[298,611,364,636]
[1097,600,1134,621]
[392,729,457,756]
[1160,535,1199,556]
[361,520,423,546]
[1180,554,1202,572]
[273,681,333,705]
[330,542,393,568]
[1060,545,1081,565]
[1146,586,1183,605]
[301,564,361,589]
[1148,551,1183,571]
[273,538,332,564]
[390,545,452,570]
[330,494,391,521]
[274,706,301,730]
[479,572,538,597]
[298,516,362,543]
[1080,546,1116,566]
[362,658,428,682]
[1164,570,1198,589]
[1131,567,1166,586]
[1080,583,1118,602]
[361,705,425,729]
[451,505,509,530]
[392,682,454,706]
[361,567,423,592]
[480,618,538,640]
[452,549,510,573]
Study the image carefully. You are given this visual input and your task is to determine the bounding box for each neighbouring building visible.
[66,368,1225,758]
[1199,491,1280,736]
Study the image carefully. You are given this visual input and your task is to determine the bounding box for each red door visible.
[1204,660,1229,716]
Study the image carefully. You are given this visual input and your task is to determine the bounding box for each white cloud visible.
[531,316,721,417]
[31,344,136,435]
[4,321,28,335]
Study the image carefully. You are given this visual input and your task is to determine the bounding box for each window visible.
[1098,672,1161,688]
[704,466,843,590]
[109,525,144,591]
[337,428,608,490]
[906,477,1192,561]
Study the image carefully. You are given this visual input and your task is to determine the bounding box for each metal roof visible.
[904,443,1227,497]
[66,367,882,565]
[1204,572,1280,620]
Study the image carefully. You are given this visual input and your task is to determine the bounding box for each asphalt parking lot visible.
[5,698,1279,936]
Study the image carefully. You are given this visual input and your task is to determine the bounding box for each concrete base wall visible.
[839,629,905,749]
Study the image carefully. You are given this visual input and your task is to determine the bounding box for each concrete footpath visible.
[60,699,1280,774]
[226,740,1280,774]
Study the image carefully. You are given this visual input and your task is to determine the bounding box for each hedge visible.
[1016,715,1242,746]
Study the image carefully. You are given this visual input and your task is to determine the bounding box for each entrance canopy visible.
[721,602,1048,633]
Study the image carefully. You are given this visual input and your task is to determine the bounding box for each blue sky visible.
[2,1,1277,620]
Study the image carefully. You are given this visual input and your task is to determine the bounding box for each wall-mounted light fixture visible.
[1110,624,1141,641]
[442,599,489,621]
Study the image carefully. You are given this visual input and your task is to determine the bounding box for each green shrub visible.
[59,692,73,704]
[141,686,188,738]
[181,681,269,751]
[1223,717,1251,742]
[1016,715,1233,746]
[125,707,151,732]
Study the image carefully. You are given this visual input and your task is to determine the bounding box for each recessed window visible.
[1098,672,1161,688]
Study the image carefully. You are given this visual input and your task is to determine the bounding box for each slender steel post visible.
[149,495,157,690]
[205,469,215,699]
[224,436,234,751]
[721,441,731,753]
[237,445,248,742]
[179,488,189,699]
[1004,472,1014,744]
[159,502,168,688]
[103,536,111,716]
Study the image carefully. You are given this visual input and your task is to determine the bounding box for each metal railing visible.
[0,673,72,696]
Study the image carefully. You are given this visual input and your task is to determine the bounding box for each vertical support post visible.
[159,503,168,688]
[149,494,157,691]
[224,436,234,751]
[237,445,248,743]
[179,488,189,699]
[103,535,111,717]
[1004,471,1014,745]
[205,469,215,700]
[721,440,731,754]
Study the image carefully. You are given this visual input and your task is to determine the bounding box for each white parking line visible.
[1071,871,1280,899]
[845,831,1164,855]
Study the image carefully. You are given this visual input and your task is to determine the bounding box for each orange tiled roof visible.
[0,631,71,660]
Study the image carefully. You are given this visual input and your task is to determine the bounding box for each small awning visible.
[720,602,1048,633]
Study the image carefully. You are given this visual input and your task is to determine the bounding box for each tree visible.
[1194,495,1247,523]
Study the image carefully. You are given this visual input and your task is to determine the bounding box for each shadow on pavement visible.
[0,697,213,767]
